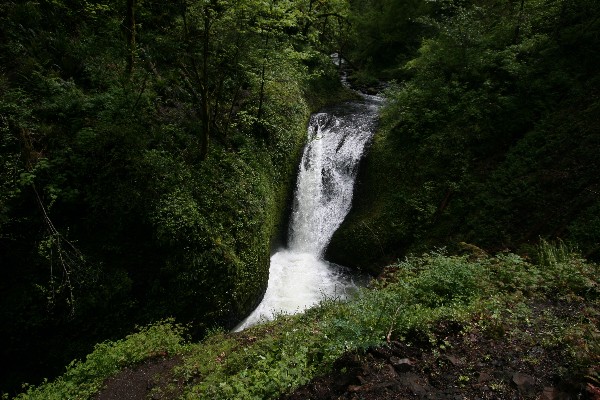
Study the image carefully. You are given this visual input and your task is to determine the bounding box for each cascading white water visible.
[234,93,382,331]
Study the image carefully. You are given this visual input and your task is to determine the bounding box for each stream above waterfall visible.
[234,93,382,331]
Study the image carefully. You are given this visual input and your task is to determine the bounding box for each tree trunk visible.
[125,0,136,75]
[256,61,267,122]
[256,35,270,141]
[199,12,211,160]
[514,0,525,44]
[434,189,454,221]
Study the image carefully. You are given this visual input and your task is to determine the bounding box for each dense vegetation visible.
[328,0,600,273]
[0,0,353,393]
[15,242,600,399]
[2,0,599,397]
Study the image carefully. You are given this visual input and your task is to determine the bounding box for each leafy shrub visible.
[15,320,186,400]
[536,239,599,299]
[409,255,479,307]
[16,250,599,400]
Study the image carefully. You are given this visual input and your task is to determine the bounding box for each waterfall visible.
[234,93,382,331]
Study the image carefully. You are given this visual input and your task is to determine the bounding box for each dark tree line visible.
[328,0,600,272]
[0,0,350,393]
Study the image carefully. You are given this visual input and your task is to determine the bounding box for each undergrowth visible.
[13,320,186,400]
[13,241,599,400]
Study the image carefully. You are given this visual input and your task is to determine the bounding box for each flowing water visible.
[234,93,382,331]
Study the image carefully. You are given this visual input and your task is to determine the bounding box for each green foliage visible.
[346,0,433,77]
[15,320,186,400]
[485,252,542,295]
[22,248,598,399]
[0,0,350,393]
[162,253,482,399]
[0,89,30,231]
[4,0,599,394]
[407,255,479,307]
[184,331,317,399]
[178,253,489,399]
[330,0,600,271]
[535,239,599,299]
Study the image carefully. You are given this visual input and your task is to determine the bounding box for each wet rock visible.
[512,372,536,395]
[348,384,362,392]
[390,356,414,372]
[398,372,431,396]
[444,355,463,366]
[541,387,560,400]
[385,364,399,378]
[477,372,492,384]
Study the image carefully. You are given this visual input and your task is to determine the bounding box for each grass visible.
[12,242,599,400]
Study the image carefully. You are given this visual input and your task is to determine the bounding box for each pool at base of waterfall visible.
[233,250,359,331]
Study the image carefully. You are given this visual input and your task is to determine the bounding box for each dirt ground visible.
[281,325,592,400]
[94,355,183,400]
[95,309,599,400]
[95,335,598,400]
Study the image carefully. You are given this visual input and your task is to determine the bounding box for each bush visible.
[15,320,187,400]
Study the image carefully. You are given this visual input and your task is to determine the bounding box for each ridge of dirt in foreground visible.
[95,300,599,400]
[282,314,598,400]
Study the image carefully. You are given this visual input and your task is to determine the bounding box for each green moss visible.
[327,124,412,275]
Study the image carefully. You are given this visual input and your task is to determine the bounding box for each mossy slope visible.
[15,242,599,399]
